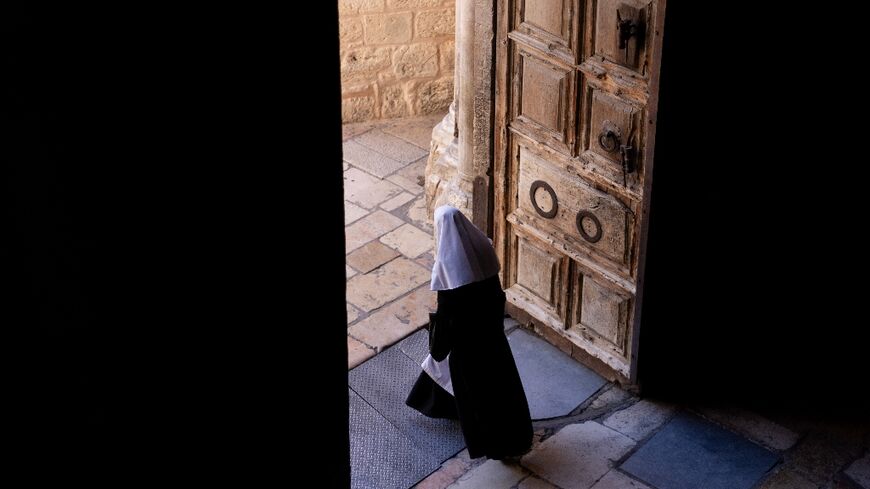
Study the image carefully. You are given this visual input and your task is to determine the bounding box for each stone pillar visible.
[424,0,495,234]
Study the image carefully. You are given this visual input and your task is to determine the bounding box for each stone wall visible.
[340,0,455,123]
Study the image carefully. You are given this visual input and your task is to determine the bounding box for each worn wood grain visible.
[496,0,665,382]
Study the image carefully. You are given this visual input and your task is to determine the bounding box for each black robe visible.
[406,275,533,459]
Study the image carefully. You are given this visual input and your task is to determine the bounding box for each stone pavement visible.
[343,113,444,370]
[343,116,870,489]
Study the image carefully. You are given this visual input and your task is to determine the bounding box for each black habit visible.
[406,275,533,460]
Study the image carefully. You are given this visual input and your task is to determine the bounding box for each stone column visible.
[424,0,495,234]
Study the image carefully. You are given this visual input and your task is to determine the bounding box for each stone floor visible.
[342,116,870,489]
[343,114,444,370]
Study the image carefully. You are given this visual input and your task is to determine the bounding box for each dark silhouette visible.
[406,206,533,460]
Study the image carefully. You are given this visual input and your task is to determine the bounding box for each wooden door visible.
[494,0,666,383]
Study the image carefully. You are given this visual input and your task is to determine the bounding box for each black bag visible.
[427,312,451,361]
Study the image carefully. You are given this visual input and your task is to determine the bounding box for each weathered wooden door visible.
[494,0,666,383]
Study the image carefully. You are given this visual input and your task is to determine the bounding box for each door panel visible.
[515,141,635,271]
[495,0,666,382]
[512,46,576,154]
[582,88,644,192]
[512,0,580,63]
[592,0,654,74]
[567,263,633,376]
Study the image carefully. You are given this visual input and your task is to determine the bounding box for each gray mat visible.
[349,346,466,463]
[620,412,779,489]
[395,329,429,365]
[349,389,441,489]
[508,328,607,420]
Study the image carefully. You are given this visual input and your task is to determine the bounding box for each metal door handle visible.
[598,128,620,153]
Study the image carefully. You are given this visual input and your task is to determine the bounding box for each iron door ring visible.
[576,211,603,243]
[529,180,558,219]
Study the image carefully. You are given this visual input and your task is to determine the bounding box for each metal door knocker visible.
[576,210,603,243]
[598,125,621,153]
[530,180,558,219]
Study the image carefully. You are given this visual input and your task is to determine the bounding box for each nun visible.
[406,205,533,460]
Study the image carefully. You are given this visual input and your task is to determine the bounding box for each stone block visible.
[755,468,817,489]
[344,167,404,210]
[603,399,676,441]
[348,285,436,349]
[348,335,374,369]
[346,240,401,274]
[695,406,799,451]
[341,46,392,82]
[342,96,376,123]
[392,43,439,78]
[522,422,635,489]
[343,140,407,178]
[380,192,416,211]
[344,201,369,225]
[344,209,405,253]
[413,77,453,115]
[449,459,527,489]
[339,0,385,15]
[365,12,413,44]
[380,223,433,258]
[590,471,652,489]
[346,257,430,312]
[845,452,870,488]
[415,9,455,38]
[381,84,410,119]
[339,17,364,44]
[354,128,427,163]
[388,0,444,8]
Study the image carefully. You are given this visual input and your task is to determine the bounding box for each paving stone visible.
[395,155,428,183]
[388,173,425,195]
[346,264,358,279]
[343,139,407,178]
[345,209,405,254]
[695,406,799,451]
[346,258,430,312]
[348,336,374,369]
[509,329,607,420]
[355,128,428,163]
[504,317,520,333]
[416,251,435,270]
[344,161,350,171]
[345,201,369,225]
[412,456,472,489]
[349,347,465,463]
[342,120,376,141]
[787,433,863,486]
[347,240,401,274]
[590,470,653,489]
[517,475,559,489]
[449,459,527,489]
[349,389,441,489]
[348,286,436,350]
[603,399,676,441]
[344,167,404,210]
[383,113,444,148]
[380,191,416,211]
[755,468,817,489]
[845,452,870,488]
[402,195,433,231]
[590,386,632,410]
[620,412,778,489]
[380,223,433,258]
[347,303,361,324]
[522,422,635,489]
